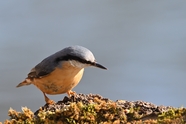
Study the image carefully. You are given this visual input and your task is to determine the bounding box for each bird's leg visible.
[67,90,76,97]
[43,92,55,104]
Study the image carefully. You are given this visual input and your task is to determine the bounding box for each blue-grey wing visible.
[28,57,58,78]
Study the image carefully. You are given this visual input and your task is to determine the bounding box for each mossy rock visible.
[2,94,186,124]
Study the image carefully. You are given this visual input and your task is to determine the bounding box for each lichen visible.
[158,107,186,123]
[2,94,186,124]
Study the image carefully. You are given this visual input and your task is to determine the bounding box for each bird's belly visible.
[32,67,84,95]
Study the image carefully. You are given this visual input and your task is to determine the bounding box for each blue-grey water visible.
[1,0,186,121]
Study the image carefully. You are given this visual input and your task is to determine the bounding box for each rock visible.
[3,94,186,124]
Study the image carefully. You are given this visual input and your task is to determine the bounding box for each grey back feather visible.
[28,46,95,78]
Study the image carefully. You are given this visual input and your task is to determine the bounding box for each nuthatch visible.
[17,45,107,104]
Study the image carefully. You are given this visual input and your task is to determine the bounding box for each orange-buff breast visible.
[32,62,84,95]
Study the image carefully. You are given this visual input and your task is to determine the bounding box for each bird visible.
[16,45,107,104]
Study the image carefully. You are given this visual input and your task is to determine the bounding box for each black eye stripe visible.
[55,54,94,65]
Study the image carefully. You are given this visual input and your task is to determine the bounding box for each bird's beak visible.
[94,62,107,70]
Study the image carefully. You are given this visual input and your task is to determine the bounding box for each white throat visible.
[69,60,89,68]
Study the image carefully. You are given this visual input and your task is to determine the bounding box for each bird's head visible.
[56,45,107,70]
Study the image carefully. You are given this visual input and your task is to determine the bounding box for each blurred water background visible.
[1,0,186,121]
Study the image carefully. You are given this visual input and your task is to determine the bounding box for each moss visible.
[4,107,35,124]
[2,94,186,124]
[158,108,186,124]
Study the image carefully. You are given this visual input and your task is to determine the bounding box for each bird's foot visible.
[43,92,55,104]
[46,99,55,105]
[67,90,77,97]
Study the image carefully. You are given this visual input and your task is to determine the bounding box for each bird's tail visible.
[16,79,32,87]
